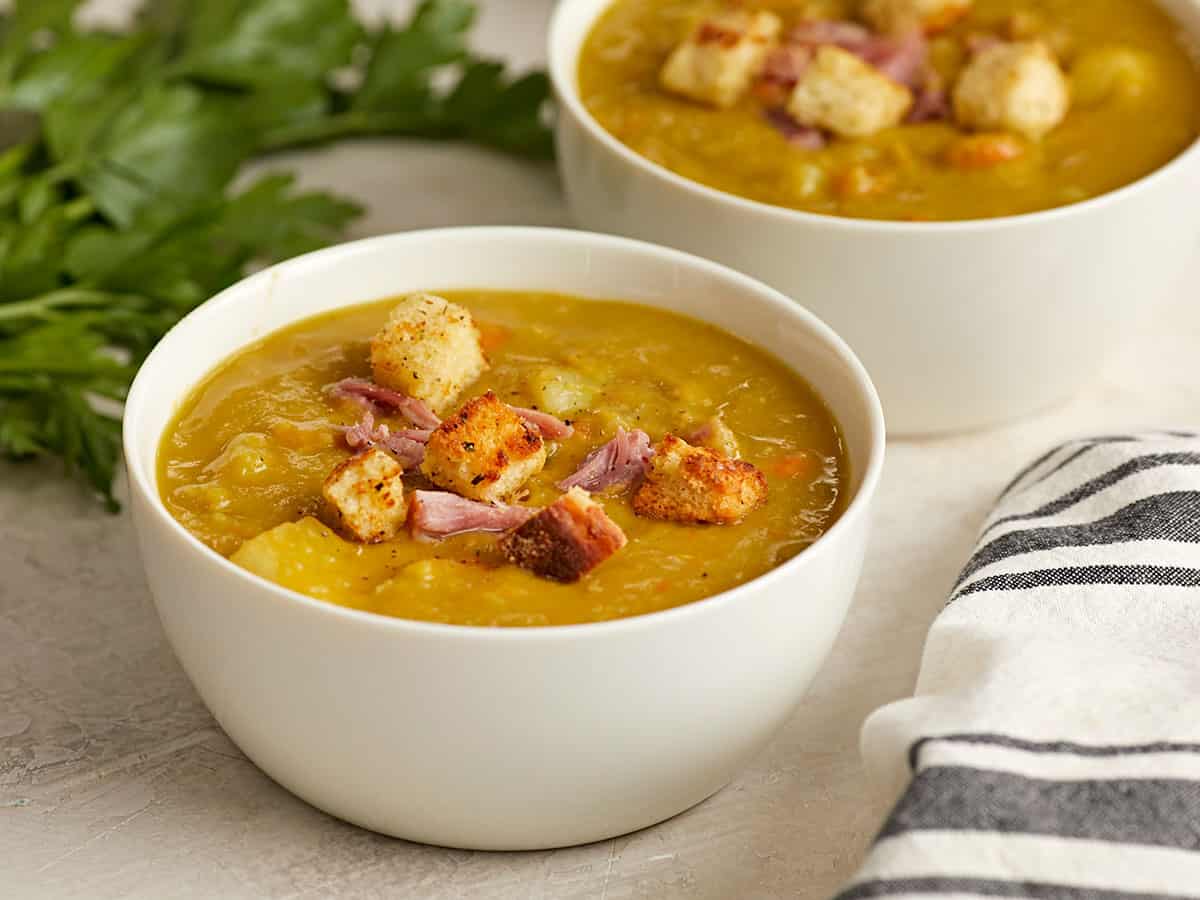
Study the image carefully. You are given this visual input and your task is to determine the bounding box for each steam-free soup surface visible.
[160,292,846,627]
[578,0,1200,220]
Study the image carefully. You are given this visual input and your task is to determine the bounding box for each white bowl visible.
[549,0,1200,435]
[123,227,885,850]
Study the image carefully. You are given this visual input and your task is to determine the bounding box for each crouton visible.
[953,41,1070,139]
[787,46,913,139]
[660,9,782,108]
[420,391,547,503]
[321,447,408,543]
[633,435,768,525]
[863,0,971,35]
[369,293,488,411]
[500,488,627,583]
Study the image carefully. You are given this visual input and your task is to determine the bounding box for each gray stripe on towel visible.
[834,877,1198,900]
[956,492,1200,588]
[879,767,1200,852]
[980,453,1200,539]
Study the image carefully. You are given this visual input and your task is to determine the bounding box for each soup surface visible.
[578,0,1200,220]
[159,292,846,627]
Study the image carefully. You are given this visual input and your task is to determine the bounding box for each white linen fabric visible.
[838,432,1200,900]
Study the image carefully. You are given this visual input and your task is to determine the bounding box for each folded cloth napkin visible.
[837,431,1200,900]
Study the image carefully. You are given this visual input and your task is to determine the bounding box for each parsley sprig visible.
[0,0,554,510]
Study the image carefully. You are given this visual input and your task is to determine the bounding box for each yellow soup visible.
[159,292,847,627]
[578,0,1200,220]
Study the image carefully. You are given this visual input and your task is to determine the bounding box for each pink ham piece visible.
[508,405,574,440]
[855,30,929,90]
[788,20,873,50]
[409,491,538,540]
[328,378,442,429]
[759,44,813,91]
[340,411,428,468]
[788,20,931,92]
[557,428,654,493]
[764,107,827,149]
[907,78,950,123]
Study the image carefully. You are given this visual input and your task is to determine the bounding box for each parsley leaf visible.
[0,0,554,509]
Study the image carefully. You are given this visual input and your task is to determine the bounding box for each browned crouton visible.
[321,447,408,543]
[633,435,767,524]
[953,41,1070,139]
[501,488,627,583]
[420,391,547,503]
[660,9,782,108]
[787,46,913,139]
[370,292,488,411]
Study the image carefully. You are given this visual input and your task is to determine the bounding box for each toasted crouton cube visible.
[370,293,488,411]
[321,447,408,543]
[421,391,547,503]
[863,0,971,35]
[501,488,627,583]
[660,9,782,108]
[633,435,768,525]
[953,41,1070,139]
[787,46,913,139]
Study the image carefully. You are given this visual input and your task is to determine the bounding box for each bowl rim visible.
[124,226,886,642]
[547,0,1200,234]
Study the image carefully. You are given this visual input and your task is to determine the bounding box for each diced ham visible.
[787,20,931,93]
[764,107,828,149]
[760,44,813,89]
[907,77,950,122]
[380,433,426,469]
[340,411,427,468]
[328,378,442,429]
[855,30,929,90]
[558,428,654,493]
[343,410,381,451]
[788,20,873,50]
[409,490,538,540]
[508,405,574,440]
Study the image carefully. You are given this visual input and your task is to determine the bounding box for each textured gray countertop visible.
[3,1,1199,897]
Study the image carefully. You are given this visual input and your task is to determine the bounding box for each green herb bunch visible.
[0,0,554,510]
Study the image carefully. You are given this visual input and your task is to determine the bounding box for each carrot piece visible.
[944,133,1025,170]
[478,323,510,353]
[769,451,821,479]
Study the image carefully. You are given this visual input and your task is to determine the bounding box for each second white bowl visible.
[549,0,1200,435]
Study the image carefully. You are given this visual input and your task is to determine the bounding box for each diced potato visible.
[526,367,597,417]
[232,517,373,599]
[688,416,741,458]
[660,9,782,109]
[953,41,1070,139]
[204,432,281,486]
[269,419,336,452]
[788,46,913,139]
[1070,47,1157,108]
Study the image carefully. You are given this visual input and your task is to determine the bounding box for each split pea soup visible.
[159,291,847,627]
[578,0,1200,221]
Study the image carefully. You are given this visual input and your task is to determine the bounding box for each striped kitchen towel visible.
[838,431,1200,900]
